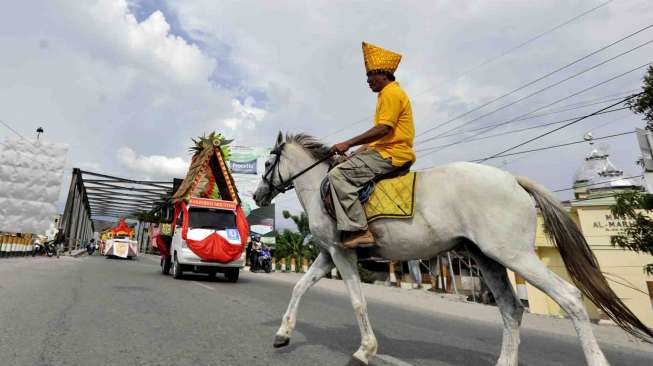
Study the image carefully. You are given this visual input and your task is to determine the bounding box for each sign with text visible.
[590,213,634,233]
[229,159,257,174]
[578,208,642,237]
[189,197,237,211]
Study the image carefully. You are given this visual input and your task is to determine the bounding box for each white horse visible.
[253,133,652,366]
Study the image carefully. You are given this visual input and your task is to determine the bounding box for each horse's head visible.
[254,132,333,207]
[254,131,289,207]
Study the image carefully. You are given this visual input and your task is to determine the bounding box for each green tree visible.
[274,229,308,272]
[282,210,320,261]
[610,192,653,274]
[276,229,304,260]
[282,210,309,236]
[626,65,653,129]
[610,65,653,274]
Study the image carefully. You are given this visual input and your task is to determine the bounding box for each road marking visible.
[193,281,215,291]
[376,354,415,366]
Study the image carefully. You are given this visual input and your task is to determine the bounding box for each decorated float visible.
[102,218,138,258]
[159,132,248,282]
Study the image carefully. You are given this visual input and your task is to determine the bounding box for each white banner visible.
[0,137,68,234]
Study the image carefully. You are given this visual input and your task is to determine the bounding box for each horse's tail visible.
[516,175,653,343]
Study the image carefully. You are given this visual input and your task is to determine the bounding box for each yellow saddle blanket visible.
[365,172,417,223]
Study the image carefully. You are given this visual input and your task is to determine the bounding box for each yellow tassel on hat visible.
[362,41,402,74]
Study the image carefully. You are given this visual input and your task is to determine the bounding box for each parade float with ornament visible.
[102,218,138,258]
[159,132,248,282]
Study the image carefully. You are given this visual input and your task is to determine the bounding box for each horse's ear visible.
[276,131,284,146]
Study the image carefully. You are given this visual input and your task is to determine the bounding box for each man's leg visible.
[328,161,372,233]
[327,150,394,247]
[251,251,259,271]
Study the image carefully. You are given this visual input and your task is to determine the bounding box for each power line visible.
[423,93,634,142]
[470,131,635,162]
[422,89,640,141]
[490,113,633,168]
[321,116,373,140]
[0,119,25,139]
[416,35,653,144]
[415,106,629,153]
[416,22,653,141]
[537,89,638,113]
[445,0,614,82]
[412,0,616,105]
[552,175,643,193]
[419,62,651,158]
[477,92,642,163]
[320,1,613,141]
[524,95,631,116]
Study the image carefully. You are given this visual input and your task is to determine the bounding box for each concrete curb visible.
[70,249,87,258]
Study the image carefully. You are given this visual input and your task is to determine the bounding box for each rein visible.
[263,143,334,194]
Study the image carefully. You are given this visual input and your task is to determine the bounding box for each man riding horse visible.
[329,42,416,248]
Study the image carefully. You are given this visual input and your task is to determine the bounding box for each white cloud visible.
[223,118,242,130]
[1,0,651,216]
[222,97,267,130]
[0,0,248,209]
[167,0,652,200]
[116,146,188,178]
[232,97,266,122]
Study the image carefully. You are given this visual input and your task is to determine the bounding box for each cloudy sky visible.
[1,0,652,227]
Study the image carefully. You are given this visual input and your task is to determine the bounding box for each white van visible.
[168,201,245,282]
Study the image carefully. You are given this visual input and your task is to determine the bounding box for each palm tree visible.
[282,210,320,262]
[275,229,305,272]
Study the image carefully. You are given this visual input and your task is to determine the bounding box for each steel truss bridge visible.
[58,169,174,253]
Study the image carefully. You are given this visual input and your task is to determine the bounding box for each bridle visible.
[262,143,293,194]
[261,142,334,195]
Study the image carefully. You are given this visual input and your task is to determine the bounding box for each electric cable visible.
[476,92,643,163]
[552,175,643,192]
[419,63,651,158]
[0,119,26,139]
[415,106,629,153]
[416,37,653,144]
[320,1,615,141]
[470,131,635,162]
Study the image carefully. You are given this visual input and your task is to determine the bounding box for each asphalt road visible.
[1,255,652,366]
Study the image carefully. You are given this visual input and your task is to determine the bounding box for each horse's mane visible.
[285,133,334,162]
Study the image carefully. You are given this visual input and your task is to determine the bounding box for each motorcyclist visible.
[250,234,262,272]
[87,239,96,255]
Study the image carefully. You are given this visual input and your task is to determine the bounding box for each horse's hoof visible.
[273,335,290,348]
[346,357,367,366]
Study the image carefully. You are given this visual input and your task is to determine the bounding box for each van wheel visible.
[161,256,172,275]
[171,255,183,279]
[225,268,239,283]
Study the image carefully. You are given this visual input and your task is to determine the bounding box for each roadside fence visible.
[0,234,34,258]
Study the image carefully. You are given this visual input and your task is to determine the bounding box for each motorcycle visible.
[257,246,272,273]
[33,240,57,257]
[44,240,57,257]
[32,241,42,257]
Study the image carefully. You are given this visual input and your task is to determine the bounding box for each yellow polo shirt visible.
[368,81,415,166]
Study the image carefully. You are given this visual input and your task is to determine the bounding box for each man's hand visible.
[330,141,351,155]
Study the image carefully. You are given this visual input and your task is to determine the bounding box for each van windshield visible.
[188,207,236,231]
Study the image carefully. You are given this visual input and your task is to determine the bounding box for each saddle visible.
[320,162,417,224]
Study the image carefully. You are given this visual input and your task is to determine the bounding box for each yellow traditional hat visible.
[362,41,402,74]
